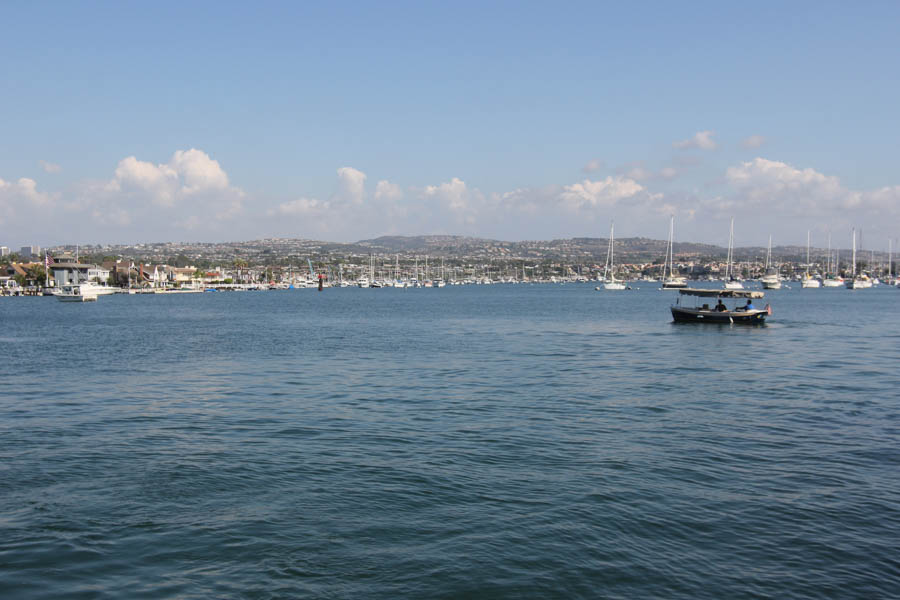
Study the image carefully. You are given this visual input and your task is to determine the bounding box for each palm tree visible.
[232,258,248,284]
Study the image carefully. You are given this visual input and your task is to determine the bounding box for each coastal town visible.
[2,235,896,296]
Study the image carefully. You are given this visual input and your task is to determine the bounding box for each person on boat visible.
[744,299,755,311]
[715,299,727,312]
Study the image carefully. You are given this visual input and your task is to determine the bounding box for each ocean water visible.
[1,284,899,599]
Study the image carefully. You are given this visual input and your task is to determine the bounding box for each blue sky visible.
[2,1,899,249]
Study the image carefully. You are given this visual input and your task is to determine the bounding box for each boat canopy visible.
[678,288,764,298]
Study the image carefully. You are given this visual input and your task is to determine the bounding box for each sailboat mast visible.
[726,217,735,280]
[667,216,674,280]
[806,230,811,276]
[851,228,857,277]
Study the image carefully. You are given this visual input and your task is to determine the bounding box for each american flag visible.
[45,253,54,269]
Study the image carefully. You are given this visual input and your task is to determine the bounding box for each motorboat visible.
[671,288,770,324]
[57,284,98,302]
[801,274,821,288]
[761,269,782,289]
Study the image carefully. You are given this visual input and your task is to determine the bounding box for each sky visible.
[1,1,899,249]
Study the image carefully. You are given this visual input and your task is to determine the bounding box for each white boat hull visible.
[846,278,873,289]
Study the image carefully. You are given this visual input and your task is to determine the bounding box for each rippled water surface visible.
[2,285,899,598]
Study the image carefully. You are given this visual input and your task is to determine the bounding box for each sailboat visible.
[724,217,744,289]
[760,235,782,289]
[845,228,873,289]
[601,222,627,290]
[661,216,688,289]
[822,231,843,287]
[801,230,821,288]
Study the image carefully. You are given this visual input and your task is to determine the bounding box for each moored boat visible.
[57,284,98,302]
[723,217,743,289]
[661,216,689,288]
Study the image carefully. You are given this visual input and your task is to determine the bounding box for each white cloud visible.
[374,180,403,202]
[673,130,717,150]
[113,156,179,206]
[741,135,766,149]
[0,177,55,227]
[723,157,846,214]
[424,177,472,213]
[582,158,605,173]
[170,149,230,194]
[108,148,240,215]
[39,160,61,173]
[267,197,331,216]
[558,176,644,211]
[334,166,367,206]
[0,177,53,207]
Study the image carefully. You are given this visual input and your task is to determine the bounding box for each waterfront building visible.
[50,262,111,286]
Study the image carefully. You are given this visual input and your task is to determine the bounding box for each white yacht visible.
[57,284,98,302]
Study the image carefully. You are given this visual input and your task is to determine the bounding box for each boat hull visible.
[58,294,97,302]
[671,306,767,324]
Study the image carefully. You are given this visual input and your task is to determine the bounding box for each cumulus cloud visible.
[106,148,241,216]
[39,160,61,173]
[423,177,472,213]
[582,158,606,173]
[113,156,179,206]
[0,177,53,207]
[0,177,56,227]
[333,166,367,206]
[741,135,766,149]
[170,149,230,194]
[374,180,403,202]
[723,157,846,215]
[559,176,644,211]
[673,130,717,150]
